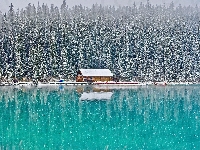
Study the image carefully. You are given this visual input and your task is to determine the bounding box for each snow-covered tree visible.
[1,1,200,82]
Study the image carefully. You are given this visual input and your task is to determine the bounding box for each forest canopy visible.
[0,1,200,82]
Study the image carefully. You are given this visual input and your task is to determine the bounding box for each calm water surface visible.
[0,85,200,149]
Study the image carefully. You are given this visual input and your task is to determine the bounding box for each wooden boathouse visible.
[76,69,113,82]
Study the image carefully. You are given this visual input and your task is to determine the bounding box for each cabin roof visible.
[79,69,113,77]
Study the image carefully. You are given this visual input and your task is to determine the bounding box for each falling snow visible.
[0,1,200,82]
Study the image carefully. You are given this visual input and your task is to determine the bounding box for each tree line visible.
[0,1,200,82]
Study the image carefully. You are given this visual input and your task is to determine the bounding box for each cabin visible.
[76,69,113,82]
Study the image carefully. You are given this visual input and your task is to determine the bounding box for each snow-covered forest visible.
[0,1,200,82]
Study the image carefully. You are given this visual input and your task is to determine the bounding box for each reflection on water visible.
[0,85,200,149]
[79,92,113,100]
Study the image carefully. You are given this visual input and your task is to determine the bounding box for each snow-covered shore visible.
[0,81,199,87]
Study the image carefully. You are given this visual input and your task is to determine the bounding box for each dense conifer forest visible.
[0,1,200,82]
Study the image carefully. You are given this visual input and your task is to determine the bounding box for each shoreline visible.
[0,80,200,87]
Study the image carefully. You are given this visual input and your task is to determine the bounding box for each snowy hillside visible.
[0,1,200,82]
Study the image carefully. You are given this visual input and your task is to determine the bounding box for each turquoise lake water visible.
[0,85,200,149]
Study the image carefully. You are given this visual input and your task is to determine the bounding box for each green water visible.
[0,85,200,149]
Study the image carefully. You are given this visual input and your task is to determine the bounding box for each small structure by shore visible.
[0,70,199,87]
[76,69,113,82]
